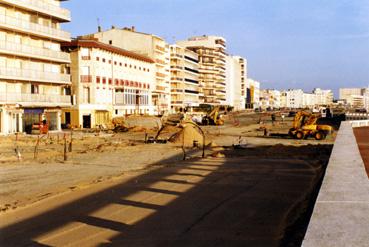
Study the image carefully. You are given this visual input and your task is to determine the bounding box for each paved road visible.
[0,145,331,246]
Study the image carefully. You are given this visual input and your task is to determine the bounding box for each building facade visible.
[313,88,333,106]
[247,78,260,109]
[285,89,304,108]
[225,55,246,111]
[177,35,227,105]
[169,45,200,112]
[340,87,369,110]
[0,0,72,134]
[81,26,171,115]
[260,89,281,110]
[62,39,155,128]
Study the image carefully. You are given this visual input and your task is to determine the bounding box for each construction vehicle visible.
[288,111,332,140]
[201,105,224,126]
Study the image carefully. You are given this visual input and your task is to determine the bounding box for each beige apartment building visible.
[81,26,171,115]
[169,45,201,112]
[0,0,71,134]
[61,39,155,128]
[225,55,247,111]
[177,35,227,105]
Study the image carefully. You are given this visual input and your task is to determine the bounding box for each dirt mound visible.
[169,125,206,147]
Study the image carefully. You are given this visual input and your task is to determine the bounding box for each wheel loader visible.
[288,111,332,140]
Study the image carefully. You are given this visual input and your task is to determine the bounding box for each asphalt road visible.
[0,145,332,247]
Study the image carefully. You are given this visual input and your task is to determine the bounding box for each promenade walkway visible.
[303,122,369,246]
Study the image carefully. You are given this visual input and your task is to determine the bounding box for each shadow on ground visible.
[0,144,332,247]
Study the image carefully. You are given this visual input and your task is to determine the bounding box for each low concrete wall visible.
[303,121,369,246]
[350,120,369,128]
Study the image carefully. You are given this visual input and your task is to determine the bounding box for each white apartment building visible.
[177,35,227,105]
[0,0,71,134]
[247,78,260,109]
[82,26,171,115]
[62,39,155,128]
[260,89,281,110]
[169,45,200,112]
[340,87,369,109]
[285,89,304,108]
[225,55,246,111]
[313,88,333,105]
[303,93,317,109]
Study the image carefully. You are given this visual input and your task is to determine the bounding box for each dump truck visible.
[288,111,332,140]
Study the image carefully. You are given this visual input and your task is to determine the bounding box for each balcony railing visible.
[0,92,71,105]
[1,0,71,21]
[0,41,70,62]
[0,14,71,41]
[0,67,71,84]
[80,75,92,83]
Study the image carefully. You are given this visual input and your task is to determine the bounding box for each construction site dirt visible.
[353,126,369,177]
[0,112,334,246]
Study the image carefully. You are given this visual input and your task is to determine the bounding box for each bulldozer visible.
[288,111,332,140]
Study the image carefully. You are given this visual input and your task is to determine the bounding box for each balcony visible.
[0,67,71,84]
[155,45,166,53]
[0,41,70,63]
[0,14,71,42]
[80,75,92,83]
[1,0,71,22]
[0,92,71,106]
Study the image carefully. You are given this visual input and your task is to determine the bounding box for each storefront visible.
[0,106,23,135]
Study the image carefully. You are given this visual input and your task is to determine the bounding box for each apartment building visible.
[0,0,71,134]
[169,45,201,112]
[260,89,281,110]
[225,55,246,111]
[177,35,227,105]
[340,87,369,109]
[285,89,304,108]
[81,26,170,115]
[313,88,333,106]
[246,78,260,109]
[61,39,155,128]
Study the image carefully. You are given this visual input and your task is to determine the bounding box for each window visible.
[109,40,113,45]
[119,62,122,66]
[109,60,112,64]
[102,58,106,63]
[96,76,101,83]
[96,57,100,61]
[102,77,106,84]
[31,84,39,94]
[81,48,90,60]
[114,61,117,65]
[83,87,90,103]
[108,78,112,85]
[125,63,127,67]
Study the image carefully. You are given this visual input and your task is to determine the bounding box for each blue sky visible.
[62,0,369,98]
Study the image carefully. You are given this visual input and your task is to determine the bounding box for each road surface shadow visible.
[0,144,332,247]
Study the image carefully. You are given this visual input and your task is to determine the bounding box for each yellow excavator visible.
[288,111,332,140]
[201,106,224,126]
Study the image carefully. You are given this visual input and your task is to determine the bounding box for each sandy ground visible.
[353,126,369,178]
[0,114,334,212]
[0,144,332,246]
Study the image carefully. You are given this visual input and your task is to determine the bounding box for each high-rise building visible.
[177,35,227,105]
[225,55,246,111]
[313,88,333,106]
[61,38,155,128]
[0,0,72,134]
[260,89,281,110]
[169,45,200,112]
[81,26,171,115]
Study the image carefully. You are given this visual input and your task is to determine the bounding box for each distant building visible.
[247,79,260,109]
[169,45,200,112]
[177,35,227,105]
[260,89,281,110]
[225,55,247,111]
[339,87,369,110]
[0,0,72,134]
[313,88,333,106]
[285,89,304,108]
[81,26,171,115]
[62,39,155,128]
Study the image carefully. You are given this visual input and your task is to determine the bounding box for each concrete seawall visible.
[303,121,369,246]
